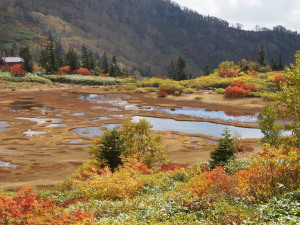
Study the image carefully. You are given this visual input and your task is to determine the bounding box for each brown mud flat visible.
[0,87,262,190]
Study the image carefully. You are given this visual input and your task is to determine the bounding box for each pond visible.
[80,94,258,124]
[131,116,264,139]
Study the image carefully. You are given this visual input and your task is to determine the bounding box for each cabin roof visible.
[1,57,24,63]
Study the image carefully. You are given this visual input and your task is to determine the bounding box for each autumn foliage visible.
[59,66,71,74]
[73,68,92,75]
[1,66,10,72]
[224,82,259,97]
[0,186,93,224]
[186,147,300,203]
[10,64,26,76]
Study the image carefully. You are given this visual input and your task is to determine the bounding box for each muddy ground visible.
[0,85,263,190]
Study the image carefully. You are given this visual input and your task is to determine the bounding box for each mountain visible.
[1,0,300,76]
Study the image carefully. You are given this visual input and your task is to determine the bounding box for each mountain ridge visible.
[0,0,300,76]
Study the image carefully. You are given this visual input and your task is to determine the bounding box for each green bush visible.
[0,72,51,84]
[45,74,120,85]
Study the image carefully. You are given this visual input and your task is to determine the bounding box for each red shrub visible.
[1,66,11,72]
[224,82,259,98]
[10,64,26,76]
[59,66,71,74]
[0,186,93,224]
[157,91,168,98]
[73,68,92,75]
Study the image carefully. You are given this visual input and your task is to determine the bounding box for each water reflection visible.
[80,94,258,124]
[151,107,258,124]
[0,161,18,169]
[0,121,9,131]
[23,129,47,137]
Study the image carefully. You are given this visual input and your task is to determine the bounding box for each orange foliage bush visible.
[187,167,234,198]
[224,82,259,98]
[10,64,26,76]
[33,64,45,73]
[59,66,71,74]
[218,69,239,78]
[272,73,287,84]
[0,186,93,224]
[73,68,92,75]
[246,70,259,76]
[234,147,300,202]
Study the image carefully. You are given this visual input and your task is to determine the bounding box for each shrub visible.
[234,147,300,202]
[157,91,168,97]
[73,68,92,75]
[1,66,10,72]
[218,69,239,78]
[46,75,119,85]
[0,186,93,224]
[159,81,184,95]
[224,82,259,98]
[58,66,71,74]
[10,64,26,76]
[72,161,143,200]
[187,167,234,198]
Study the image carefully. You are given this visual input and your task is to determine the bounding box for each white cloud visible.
[175,0,300,32]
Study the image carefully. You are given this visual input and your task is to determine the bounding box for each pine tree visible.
[257,46,266,66]
[203,65,210,76]
[90,129,125,172]
[88,51,96,70]
[177,57,187,80]
[168,57,187,81]
[271,59,278,70]
[45,42,58,73]
[19,46,33,73]
[109,55,121,77]
[81,44,89,69]
[278,53,284,70]
[100,51,109,74]
[66,47,80,71]
[209,128,237,168]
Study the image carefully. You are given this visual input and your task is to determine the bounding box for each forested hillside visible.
[1,0,300,75]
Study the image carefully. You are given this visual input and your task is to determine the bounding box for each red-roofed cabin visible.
[0,57,24,67]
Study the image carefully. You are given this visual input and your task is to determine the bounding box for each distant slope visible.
[0,0,300,75]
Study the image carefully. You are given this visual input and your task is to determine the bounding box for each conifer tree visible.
[45,42,58,73]
[278,53,284,70]
[257,46,266,66]
[66,47,80,71]
[100,51,109,74]
[209,128,237,168]
[91,129,125,172]
[19,46,33,72]
[168,57,187,81]
[81,44,89,69]
[203,65,210,76]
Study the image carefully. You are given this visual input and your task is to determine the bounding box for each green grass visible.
[0,72,52,84]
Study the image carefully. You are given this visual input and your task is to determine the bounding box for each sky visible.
[174,0,300,32]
